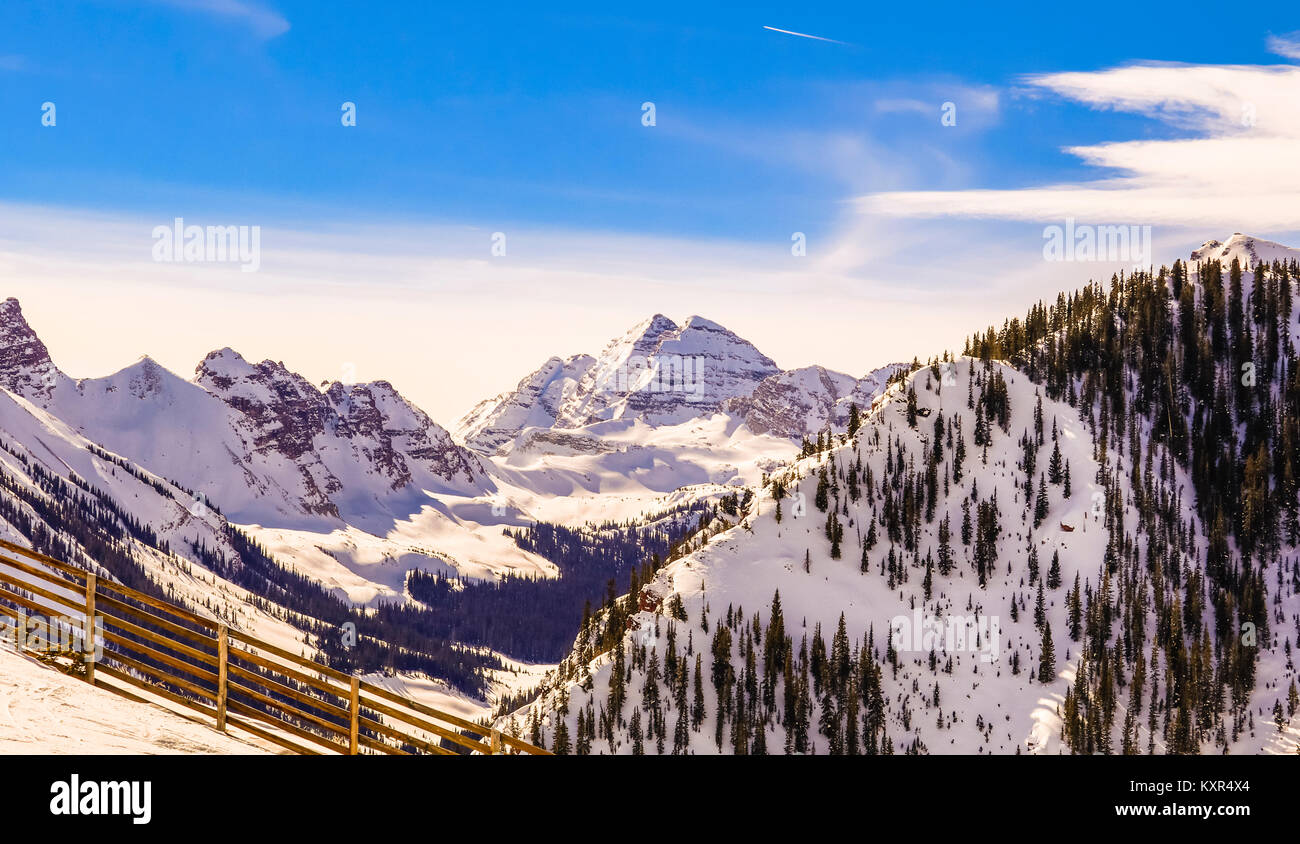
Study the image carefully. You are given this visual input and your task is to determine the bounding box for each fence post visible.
[216,624,228,732]
[349,676,360,755]
[490,729,502,756]
[83,573,96,684]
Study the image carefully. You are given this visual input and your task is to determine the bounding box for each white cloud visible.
[1267,31,1300,60]
[857,60,1300,232]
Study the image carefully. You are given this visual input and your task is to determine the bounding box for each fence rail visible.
[0,537,548,756]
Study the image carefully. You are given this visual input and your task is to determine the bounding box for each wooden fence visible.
[0,538,548,756]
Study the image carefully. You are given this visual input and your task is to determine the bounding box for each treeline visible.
[408,499,716,662]
[188,530,501,694]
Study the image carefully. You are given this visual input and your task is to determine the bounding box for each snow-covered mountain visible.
[1190,233,1300,268]
[502,357,1297,755]
[458,315,901,454]
[450,315,901,534]
[555,314,782,428]
[194,347,484,522]
[457,314,788,452]
[0,300,489,531]
[0,299,558,607]
[3,233,1299,754]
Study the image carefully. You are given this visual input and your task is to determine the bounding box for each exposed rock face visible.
[722,364,902,439]
[326,379,482,486]
[196,348,483,512]
[602,315,782,426]
[0,298,66,403]
[197,349,328,461]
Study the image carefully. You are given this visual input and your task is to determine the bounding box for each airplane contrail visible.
[762,25,848,45]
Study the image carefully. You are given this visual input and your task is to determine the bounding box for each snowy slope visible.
[488,414,797,526]
[44,355,312,526]
[0,643,271,754]
[0,385,333,656]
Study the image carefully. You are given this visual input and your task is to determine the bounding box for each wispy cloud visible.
[871,82,1000,128]
[153,0,289,39]
[857,57,1300,232]
[1267,31,1300,60]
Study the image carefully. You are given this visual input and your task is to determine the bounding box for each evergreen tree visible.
[1038,622,1056,683]
[1047,550,1062,590]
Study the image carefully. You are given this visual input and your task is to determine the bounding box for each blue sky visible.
[3,1,1300,421]
[2,0,1290,235]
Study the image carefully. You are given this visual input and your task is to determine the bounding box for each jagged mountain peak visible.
[190,346,484,492]
[196,347,313,395]
[555,313,781,428]
[104,355,174,399]
[456,312,788,452]
[633,312,680,335]
[0,296,65,403]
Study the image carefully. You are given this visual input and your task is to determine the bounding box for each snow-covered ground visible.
[0,643,271,754]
